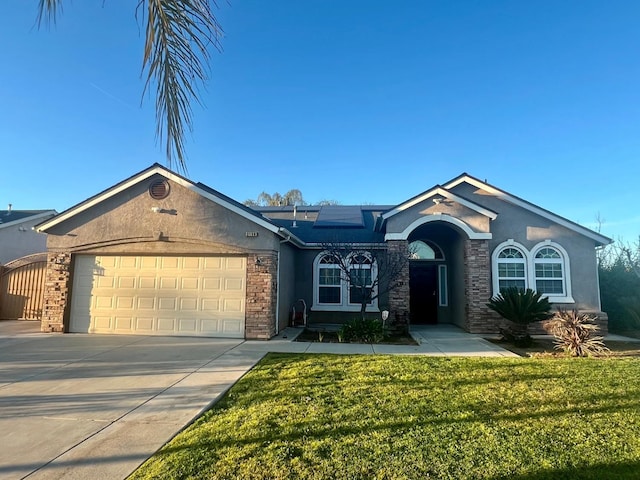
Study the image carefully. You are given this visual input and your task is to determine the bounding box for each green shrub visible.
[547,309,610,357]
[487,287,553,343]
[338,318,385,344]
[599,249,640,331]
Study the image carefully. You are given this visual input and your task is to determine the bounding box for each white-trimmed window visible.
[318,254,342,304]
[492,241,528,293]
[313,251,379,311]
[531,242,572,302]
[348,253,373,305]
[491,240,574,303]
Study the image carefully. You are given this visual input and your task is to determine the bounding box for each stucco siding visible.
[449,182,602,311]
[45,175,280,254]
[0,219,52,264]
[277,242,297,331]
[386,200,490,235]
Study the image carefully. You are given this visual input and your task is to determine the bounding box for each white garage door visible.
[70,255,246,338]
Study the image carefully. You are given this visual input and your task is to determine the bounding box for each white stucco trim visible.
[0,211,57,231]
[385,214,492,241]
[382,187,498,220]
[444,175,611,246]
[35,166,281,235]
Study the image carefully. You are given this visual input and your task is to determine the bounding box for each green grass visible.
[130,355,640,480]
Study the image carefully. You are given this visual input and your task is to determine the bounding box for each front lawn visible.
[131,355,640,480]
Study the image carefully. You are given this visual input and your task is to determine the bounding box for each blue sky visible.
[2,1,639,240]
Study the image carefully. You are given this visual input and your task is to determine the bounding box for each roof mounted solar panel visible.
[314,206,364,227]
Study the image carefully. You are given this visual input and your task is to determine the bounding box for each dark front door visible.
[409,263,438,324]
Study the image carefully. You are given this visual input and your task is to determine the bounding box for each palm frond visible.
[487,287,553,325]
[36,0,63,27]
[140,0,223,173]
[548,310,610,357]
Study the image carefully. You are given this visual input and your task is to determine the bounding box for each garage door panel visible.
[137,297,155,309]
[70,255,246,338]
[94,316,112,330]
[140,257,158,268]
[120,257,137,268]
[203,277,222,291]
[157,318,176,333]
[114,317,134,331]
[118,276,136,289]
[200,319,220,333]
[139,276,156,289]
[135,317,154,331]
[181,277,198,289]
[203,257,222,269]
[180,298,198,311]
[224,278,244,291]
[223,298,243,313]
[158,297,177,310]
[161,257,180,269]
[159,277,178,290]
[222,319,243,334]
[202,298,220,311]
[97,276,115,288]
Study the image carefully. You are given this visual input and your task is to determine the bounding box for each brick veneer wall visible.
[464,239,499,333]
[245,253,278,340]
[41,252,72,333]
[387,240,410,327]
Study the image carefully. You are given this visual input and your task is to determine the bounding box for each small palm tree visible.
[547,310,609,357]
[487,288,553,342]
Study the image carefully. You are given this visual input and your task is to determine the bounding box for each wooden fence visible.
[0,253,47,320]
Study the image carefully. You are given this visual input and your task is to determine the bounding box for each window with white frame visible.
[491,240,574,303]
[317,254,342,304]
[496,246,527,292]
[348,253,373,305]
[313,251,378,311]
[534,246,565,295]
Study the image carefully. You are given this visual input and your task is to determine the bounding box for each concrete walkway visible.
[0,321,514,479]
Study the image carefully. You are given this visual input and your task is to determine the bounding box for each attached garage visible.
[70,255,246,338]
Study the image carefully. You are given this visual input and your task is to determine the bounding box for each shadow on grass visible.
[493,460,640,479]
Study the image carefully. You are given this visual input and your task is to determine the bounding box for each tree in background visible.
[37,0,222,173]
[599,237,640,332]
[244,189,306,207]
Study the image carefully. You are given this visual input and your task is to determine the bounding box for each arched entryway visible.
[407,222,466,326]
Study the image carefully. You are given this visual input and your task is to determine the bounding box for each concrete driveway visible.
[0,322,263,480]
[0,321,516,480]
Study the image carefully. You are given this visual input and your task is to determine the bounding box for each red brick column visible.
[387,240,410,328]
[464,239,497,333]
[245,253,278,340]
[41,252,72,333]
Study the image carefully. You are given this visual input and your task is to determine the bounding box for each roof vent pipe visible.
[292,204,297,228]
[7,204,11,215]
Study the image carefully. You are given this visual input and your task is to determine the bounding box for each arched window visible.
[313,251,379,311]
[492,241,528,294]
[317,254,341,304]
[533,246,565,296]
[348,253,374,305]
[409,240,444,260]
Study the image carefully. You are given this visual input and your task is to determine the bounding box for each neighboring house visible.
[0,209,57,264]
[34,164,611,339]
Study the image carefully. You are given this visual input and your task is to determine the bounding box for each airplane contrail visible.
[89,82,136,110]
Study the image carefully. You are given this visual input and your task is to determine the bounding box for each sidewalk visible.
[233,324,520,357]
